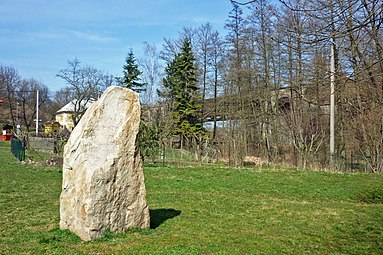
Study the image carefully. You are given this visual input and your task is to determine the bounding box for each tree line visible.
[0,65,49,131]
[145,0,383,172]
[1,0,381,172]
[150,0,382,172]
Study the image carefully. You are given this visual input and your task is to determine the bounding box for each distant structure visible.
[43,121,61,136]
[55,99,94,131]
[2,124,13,141]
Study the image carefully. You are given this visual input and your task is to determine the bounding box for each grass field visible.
[0,141,382,254]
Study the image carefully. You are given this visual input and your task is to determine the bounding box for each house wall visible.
[55,112,74,131]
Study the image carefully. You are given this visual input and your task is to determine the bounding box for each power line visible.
[0,89,37,93]
[230,0,257,5]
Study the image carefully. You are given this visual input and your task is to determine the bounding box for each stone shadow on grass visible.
[150,208,181,229]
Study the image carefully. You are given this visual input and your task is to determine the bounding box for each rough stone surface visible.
[60,86,150,241]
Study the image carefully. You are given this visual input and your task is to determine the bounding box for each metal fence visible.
[11,136,25,161]
[28,137,57,154]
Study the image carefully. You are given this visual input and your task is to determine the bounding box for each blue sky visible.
[0,0,234,91]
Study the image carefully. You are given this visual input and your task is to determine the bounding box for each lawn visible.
[0,141,382,254]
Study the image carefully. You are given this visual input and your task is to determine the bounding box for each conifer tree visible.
[118,49,146,93]
[160,38,206,148]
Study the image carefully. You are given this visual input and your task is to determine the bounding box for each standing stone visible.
[60,86,150,241]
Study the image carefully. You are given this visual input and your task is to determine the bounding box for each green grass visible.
[0,141,382,254]
[158,147,198,162]
[25,148,56,163]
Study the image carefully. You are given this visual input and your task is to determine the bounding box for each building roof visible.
[56,99,95,114]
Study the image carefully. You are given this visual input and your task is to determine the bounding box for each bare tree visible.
[16,78,49,131]
[56,59,113,126]
[139,42,161,105]
[209,30,225,139]
[0,64,20,127]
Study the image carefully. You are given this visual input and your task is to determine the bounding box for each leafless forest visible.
[153,0,383,172]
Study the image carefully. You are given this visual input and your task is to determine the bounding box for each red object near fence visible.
[2,124,13,141]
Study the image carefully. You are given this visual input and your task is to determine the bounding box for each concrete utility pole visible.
[35,90,39,136]
[330,41,335,166]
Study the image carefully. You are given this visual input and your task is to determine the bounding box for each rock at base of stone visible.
[60,86,150,241]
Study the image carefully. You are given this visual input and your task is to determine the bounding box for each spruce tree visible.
[118,49,146,93]
[160,38,206,147]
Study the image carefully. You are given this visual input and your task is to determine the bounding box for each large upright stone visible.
[60,86,150,241]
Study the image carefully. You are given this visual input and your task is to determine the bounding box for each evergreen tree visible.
[160,38,206,147]
[118,49,146,93]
